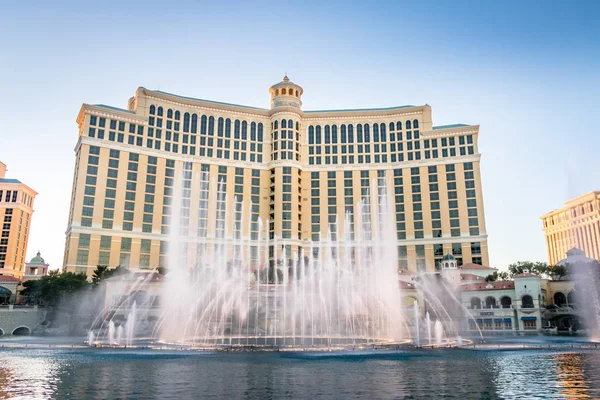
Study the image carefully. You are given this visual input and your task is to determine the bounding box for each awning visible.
[475,319,483,323]
[494,319,504,323]
[503,318,512,323]
[483,319,493,323]
[521,316,537,321]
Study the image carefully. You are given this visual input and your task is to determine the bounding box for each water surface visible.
[1,344,599,399]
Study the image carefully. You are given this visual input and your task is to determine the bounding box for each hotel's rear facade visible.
[63,77,489,277]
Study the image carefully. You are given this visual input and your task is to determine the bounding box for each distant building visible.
[0,162,37,278]
[23,251,49,280]
[541,191,600,265]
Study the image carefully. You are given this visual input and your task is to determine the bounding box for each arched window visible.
[357,124,363,143]
[191,114,198,133]
[183,112,190,132]
[242,121,248,140]
[554,292,567,307]
[217,117,224,137]
[282,88,287,95]
[149,105,156,115]
[274,120,278,130]
[522,295,534,308]
[406,120,412,130]
[157,106,163,116]
[308,126,315,144]
[225,118,231,138]
[332,125,338,143]
[364,124,370,142]
[295,90,299,97]
[296,122,300,130]
[396,121,402,131]
[389,122,395,131]
[341,125,347,144]
[373,123,379,142]
[348,124,354,143]
[485,296,496,309]
[201,115,207,134]
[208,116,215,136]
[470,297,481,309]
[275,89,279,96]
[500,296,512,308]
[167,109,173,119]
[288,119,293,130]
[175,111,181,120]
[380,123,386,142]
[281,119,287,129]
[234,120,240,139]
[413,119,419,129]
[0,286,12,304]
[324,125,330,144]
[250,122,257,141]
[258,123,264,141]
[315,126,322,144]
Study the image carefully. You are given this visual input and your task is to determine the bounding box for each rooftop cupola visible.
[269,75,303,110]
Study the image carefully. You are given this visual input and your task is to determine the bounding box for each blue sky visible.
[0,1,599,271]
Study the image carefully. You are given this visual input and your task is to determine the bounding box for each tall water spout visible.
[434,320,444,347]
[116,325,124,345]
[87,331,95,346]
[413,300,420,346]
[108,321,115,346]
[426,312,432,346]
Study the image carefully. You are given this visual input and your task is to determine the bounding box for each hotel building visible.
[63,76,489,277]
[0,162,37,278]
[541,191,600,265]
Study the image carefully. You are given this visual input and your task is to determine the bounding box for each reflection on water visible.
[0,349,599,399]
[555,353,593,399]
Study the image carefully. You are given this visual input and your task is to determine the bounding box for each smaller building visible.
[23,251,49,280]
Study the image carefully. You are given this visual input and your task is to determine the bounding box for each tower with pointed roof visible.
[24,251,49,280]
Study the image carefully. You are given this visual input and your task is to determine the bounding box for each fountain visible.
[558,248,600,339]
[87,331,95,346]
[156,175,408,348]
[87,172,469,350]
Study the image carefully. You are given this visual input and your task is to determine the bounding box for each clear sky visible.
[0,0,599,271]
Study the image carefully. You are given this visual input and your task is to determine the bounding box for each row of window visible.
[307,120,420,145]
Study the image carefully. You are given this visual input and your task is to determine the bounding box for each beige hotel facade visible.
[0,162,37,278]
[541,191,600,265]
[63,76,489,277]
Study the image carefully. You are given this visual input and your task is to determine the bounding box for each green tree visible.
[91,265,127,287]
[507,261,551,278]
[549,264,568,281]
[21,271,90,306]
[485,271,510,282]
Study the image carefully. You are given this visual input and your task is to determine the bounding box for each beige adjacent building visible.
[63,76,489,277]
[541,191,600,265]
[0,162,37,278]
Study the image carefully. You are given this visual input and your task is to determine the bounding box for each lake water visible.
[1,341,599,399]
